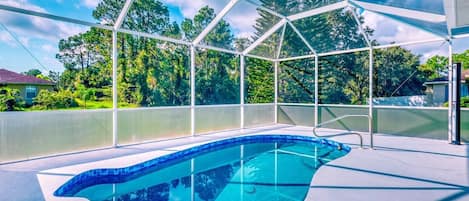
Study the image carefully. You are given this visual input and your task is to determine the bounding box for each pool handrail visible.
[313,114,371,148]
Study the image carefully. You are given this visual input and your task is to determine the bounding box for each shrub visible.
[443,96,469,107]
[33,90,77,110]
[0,87,25,111]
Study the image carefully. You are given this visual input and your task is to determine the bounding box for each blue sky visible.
[0,0,468,75]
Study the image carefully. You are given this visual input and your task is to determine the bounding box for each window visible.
[25,86,37,99]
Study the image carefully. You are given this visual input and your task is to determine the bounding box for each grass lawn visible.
[75,99,138,109]
[25,99,138,111]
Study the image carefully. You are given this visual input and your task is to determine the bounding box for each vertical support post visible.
[314,55,319,127]
[369,48,374,149]
[448,41,453,143]
[190,46,196,136]
[274,61,279,123]
[240,55,245,129]
[112,30,118,147]
[453,63,462,145]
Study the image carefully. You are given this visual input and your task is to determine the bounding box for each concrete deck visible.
[0,124,468,201]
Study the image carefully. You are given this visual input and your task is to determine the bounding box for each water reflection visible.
[75,142,343,201]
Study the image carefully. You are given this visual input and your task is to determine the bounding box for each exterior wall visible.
[3,84,53,104]
[428,83,469,106]
[431,84,448,106]
[462,84,469,97]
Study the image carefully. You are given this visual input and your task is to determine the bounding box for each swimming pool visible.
[54,135,349,201]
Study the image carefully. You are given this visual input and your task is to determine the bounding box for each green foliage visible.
[43,0,451,110]
[195,50,240,105]
[74,85,97,101]
[23,69,42,77]
[246,58,274,103]
[374,47,423,98]
[0,87,24,111]
[462,96,469,107]
[279,59,315,103]
[319,51,369,104]
[74,99,138,109]
[33,90,77,110]
[444,96,469,107]
[453,50,469,69]
[419,55,448,80]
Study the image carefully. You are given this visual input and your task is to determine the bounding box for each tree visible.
[56,28,112,89]
[279,59,315,103]
[453,49,469,69]
[182,6,239,105]
[23,69,42,77]
[419,55,448,80]
[374,47,422,98]
[245,58,274,103]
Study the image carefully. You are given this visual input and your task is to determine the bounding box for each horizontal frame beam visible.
[278,37,446,61]
[350,0,446,23]
[0,4,114,30]
[287,1,348,21]
[287,21,317,55]
[243,18,287,55]
[193,0,240,45]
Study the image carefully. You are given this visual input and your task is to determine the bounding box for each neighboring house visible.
[424,69,469,106]
[0,68,54,104]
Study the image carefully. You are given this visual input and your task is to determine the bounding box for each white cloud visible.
[0,31,16,46]
[42,56,63,72]
[0,0,88,71]
[81,0,99,9]
[0,0,46,12]
[0,9,87,44]
[222,1,259,39]
[360,11,454,63]
[41,44,56,53]
[0,0,88,44]
[163,0,260,39]
[362,11,438,44]
[163,0,226,19]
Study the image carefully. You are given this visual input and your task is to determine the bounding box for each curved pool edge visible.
[54,134,351,198]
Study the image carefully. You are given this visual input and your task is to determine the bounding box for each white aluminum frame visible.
[348,0,448,40]
[314,55,319,127]
[368,47,374,148]
[114,0,135,30]
[240,55,245,129]
[350,6,372,47]
[288,1,348,21]
[350,0,446,23]
[448,40,454,143]
[276,24,287,59]
[112,31,118,147]
[190,46,196,136]
[192,0,240,45]
[274,61,279,123]
[0,0,464,150]
[243,19,287,55]
[287,21,318,55]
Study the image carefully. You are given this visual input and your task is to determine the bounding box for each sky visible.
[0,0,468,74]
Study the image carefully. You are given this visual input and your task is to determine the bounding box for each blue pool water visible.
[55,135,349,201]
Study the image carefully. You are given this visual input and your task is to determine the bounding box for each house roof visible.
[0,69,54,85]
[424,69,469,85]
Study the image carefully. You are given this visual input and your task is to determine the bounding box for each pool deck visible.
[0,124,468,201]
